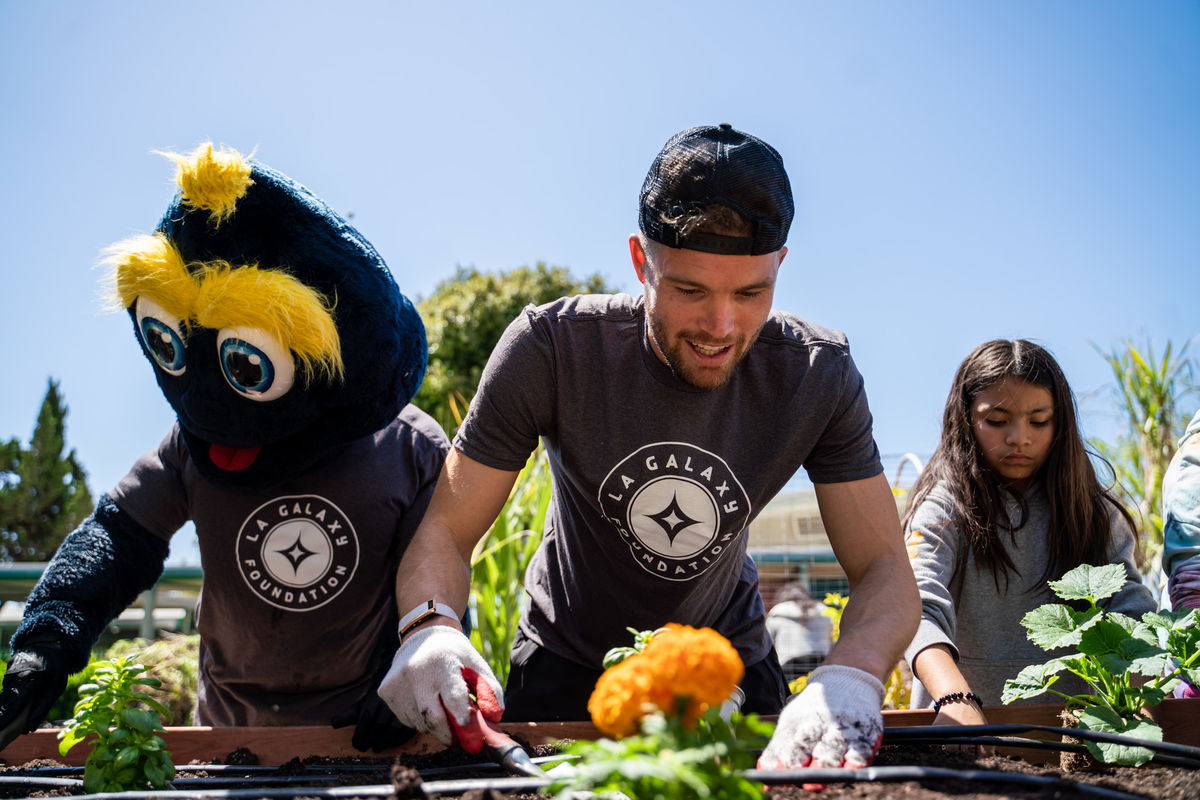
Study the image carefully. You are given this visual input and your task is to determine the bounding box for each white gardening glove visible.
[758,664,884,770]
[376,625,504,752]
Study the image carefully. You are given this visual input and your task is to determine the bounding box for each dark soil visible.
[3,739,1197,799]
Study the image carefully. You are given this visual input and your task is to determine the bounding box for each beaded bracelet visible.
[932,690,983,713]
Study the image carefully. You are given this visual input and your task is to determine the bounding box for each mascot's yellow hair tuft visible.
[105,233,344,385]
[194,263,344,385]
[158,143,253,226]
[106,233,198,320]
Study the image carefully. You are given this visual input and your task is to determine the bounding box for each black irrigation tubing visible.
[884,733,1200,770]
[1,729,1188,800]
[2,754,568,780]
[0,775,82,790]
[39,769,1145,800]
[884,723,1200,765]
[12,787,399,800]
[742,766,1148,800]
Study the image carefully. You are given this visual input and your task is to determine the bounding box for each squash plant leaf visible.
[1001,660,1067,703]
[1021,604,1102,650]
[1077,706,1161,766]
[1047,563,1126,604]
[1083,620,1169,677]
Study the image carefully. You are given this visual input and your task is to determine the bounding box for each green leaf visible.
[1048,563,1126,603]
[1077,707,1162,766]
[1002,660,1065,703]
[602,646,640,669]
[1078,619,1135,658]
[119,708,161,734]
[57,728,85,755]
[132,691,174,723]
[1022,604,1103,649]
[113,745,140,770]
[83,770,106,794]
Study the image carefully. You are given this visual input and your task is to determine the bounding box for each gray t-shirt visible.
[905,481,1155,707]
[455,293,882,670]
[109,405,448,726]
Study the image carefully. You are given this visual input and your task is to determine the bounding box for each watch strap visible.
[398,600,458,639]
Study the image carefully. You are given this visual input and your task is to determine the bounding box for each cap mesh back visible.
[640,124,793,255]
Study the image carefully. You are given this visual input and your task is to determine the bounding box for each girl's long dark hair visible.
[902,339,1136,588]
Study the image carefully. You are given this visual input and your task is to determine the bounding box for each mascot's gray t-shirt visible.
[454,294,882,670]
[109,405,448,726]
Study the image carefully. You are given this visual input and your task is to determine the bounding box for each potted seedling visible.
[1001,562,1200,765]
[58,655,177,792]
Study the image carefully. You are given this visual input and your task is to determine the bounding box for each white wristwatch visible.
[398,600,458,639]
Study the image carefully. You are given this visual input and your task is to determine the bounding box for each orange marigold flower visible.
[588,654,672,738]
[588,624,746,736]
[642,624,745,711]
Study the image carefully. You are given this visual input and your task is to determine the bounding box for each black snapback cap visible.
[639,123,794,256]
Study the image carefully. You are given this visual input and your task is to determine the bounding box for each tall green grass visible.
[468,445,551,685]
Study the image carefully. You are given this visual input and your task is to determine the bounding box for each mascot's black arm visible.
[0,494,170,750]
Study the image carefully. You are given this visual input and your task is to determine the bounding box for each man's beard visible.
[648,314,756,391]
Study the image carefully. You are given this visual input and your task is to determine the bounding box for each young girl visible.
[903,339,1155,724]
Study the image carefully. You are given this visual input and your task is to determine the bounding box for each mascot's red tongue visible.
[209,444,262,471]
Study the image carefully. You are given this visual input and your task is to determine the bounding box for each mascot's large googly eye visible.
[135,297,187,376]
[216,327,295,402]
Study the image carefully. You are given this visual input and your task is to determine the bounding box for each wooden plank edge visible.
[2,699,1195,767]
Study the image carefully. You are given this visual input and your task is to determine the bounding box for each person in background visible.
[1162,407,1200,697]
[903,339,1155,724]
[376,123,919,772]
[766,583,834,684]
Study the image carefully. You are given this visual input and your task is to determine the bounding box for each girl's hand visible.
[933,699,992,756]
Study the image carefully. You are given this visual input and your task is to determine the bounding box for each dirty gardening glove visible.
[0,642,70,752]
[331,644,417,753]
[376,625,504,753]
[758,664,884,770]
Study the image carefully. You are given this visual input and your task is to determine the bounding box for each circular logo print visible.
[598,442,751,581]
[237,495,359,611]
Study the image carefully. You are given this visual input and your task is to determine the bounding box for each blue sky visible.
[2,2,1197,566]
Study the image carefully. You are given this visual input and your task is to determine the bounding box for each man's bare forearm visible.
[394,519,474,631]
[824,553,920,682]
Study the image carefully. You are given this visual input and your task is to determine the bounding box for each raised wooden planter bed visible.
[3,699,1197,767]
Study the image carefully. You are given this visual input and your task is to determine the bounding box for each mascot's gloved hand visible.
[0,641,70,752]
[330,641,418,753]
[376,625,503,753]
[758,665,884,772]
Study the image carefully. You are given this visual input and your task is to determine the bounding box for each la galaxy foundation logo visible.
[598,442,750,581]
[236,495,359,611]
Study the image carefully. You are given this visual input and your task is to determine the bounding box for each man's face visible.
[630,236,785,390]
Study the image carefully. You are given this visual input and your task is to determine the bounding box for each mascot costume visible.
[0,144,449,752]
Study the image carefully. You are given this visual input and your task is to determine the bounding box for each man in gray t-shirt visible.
[379,124,919,772]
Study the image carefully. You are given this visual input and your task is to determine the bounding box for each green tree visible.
[1091,337,1197,572]
[0,379,94,561]
[416,263,616,432]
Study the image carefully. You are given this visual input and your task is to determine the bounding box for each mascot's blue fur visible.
[0,144,438,752]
